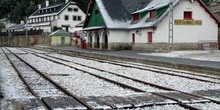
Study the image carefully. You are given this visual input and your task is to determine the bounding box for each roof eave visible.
[133,3,169,14]
[197,0,220,27]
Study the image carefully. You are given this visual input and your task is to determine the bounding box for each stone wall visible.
[0,33,51,47]
[109,43,132,50]
[132,43,201,51]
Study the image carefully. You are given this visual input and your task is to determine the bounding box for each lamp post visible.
[168,0,174,51]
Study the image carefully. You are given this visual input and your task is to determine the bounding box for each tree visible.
[0,0,211,23]
[0,22,5,32]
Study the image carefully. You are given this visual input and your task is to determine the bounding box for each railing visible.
[199,40,219,50]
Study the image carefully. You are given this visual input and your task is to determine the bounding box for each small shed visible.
[50,29,70,46]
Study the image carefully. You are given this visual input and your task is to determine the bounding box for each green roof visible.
[0,22,5,28]
[50,29,70,36]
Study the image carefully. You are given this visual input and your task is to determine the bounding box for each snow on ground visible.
[49,53,220,93]
[138,50,220,62]
[6,47,27,54]
[22,48,49,54]
[18,54,137,97]
[0,49,2,54]
[188,102,220,110]
[1,47,220,109]
[134,104,187,110]
[0,54,34,100]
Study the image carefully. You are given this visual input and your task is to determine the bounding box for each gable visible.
[86,1,105,27]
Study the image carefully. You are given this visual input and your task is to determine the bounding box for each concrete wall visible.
[130,0,218,51]
[51,35,70,46]
[57,4,86,32]
[170,0,218,43]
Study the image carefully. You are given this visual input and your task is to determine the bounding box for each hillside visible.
[0,0,89,23]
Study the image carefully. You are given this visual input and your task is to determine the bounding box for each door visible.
[148,32,152,43]
[132,33,135,43]
[61,37,65,45]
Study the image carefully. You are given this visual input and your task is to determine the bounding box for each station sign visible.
[174,19,202,26]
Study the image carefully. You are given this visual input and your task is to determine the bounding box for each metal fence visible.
[0,30,43,36]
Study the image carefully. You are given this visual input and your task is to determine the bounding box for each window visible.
[150,10,156,18]
[74,8,78,12]
[73,16,81,21]
[184,11,192,19]
[73,16,77,21]
[133,13,139,21]
[64,15,69,21]
[148,32,152,43]
[95,9,99,14]
[68,8,72,11]
[78,16,82,21]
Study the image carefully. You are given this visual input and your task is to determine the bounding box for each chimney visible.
[65,0,69,3]
[38,4,41,9]
[20,21,24,24]
[46,0,49,7]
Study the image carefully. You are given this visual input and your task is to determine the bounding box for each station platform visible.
[34,45,220,75]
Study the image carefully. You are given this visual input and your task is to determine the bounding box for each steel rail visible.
[37,52,220,105]
[23,48,220,80]
[1,48,49,110]
[20,48,220,105]
[65,51,220,81]
[5,48,95,110]
[23,50,204,110]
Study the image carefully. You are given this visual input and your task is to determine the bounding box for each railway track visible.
[23,48,220,83]
[10,47,220,109]
[1,48,94,110]
[66,53,220,84]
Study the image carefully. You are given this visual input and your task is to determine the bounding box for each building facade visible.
[27,0,86,33]
[83,0,219,51]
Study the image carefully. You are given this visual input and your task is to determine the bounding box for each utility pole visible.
[25,17,28,47]
[168,0,174,51]
[8,29,11,47]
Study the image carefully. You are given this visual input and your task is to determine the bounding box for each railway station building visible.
[83,0,220,51]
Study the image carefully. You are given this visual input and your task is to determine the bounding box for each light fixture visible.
[135,30,139,34]
[190,0,195,3]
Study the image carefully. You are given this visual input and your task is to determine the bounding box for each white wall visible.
[128,29,152,43]
[109,30,129,43]
[154,0,218,43]
[57,4,86,31]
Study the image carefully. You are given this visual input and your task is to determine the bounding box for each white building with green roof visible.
[50,29,70,46]
[83,0,219,51]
